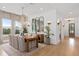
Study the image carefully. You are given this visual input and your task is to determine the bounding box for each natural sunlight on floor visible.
[69,38,75,47]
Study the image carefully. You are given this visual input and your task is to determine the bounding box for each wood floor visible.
[0,46,8,56]
[1,37,79,56]
[31,37,79,56]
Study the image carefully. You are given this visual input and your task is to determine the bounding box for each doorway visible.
[69,23,75,38]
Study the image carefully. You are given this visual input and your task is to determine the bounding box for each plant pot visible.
[46,37,50,44]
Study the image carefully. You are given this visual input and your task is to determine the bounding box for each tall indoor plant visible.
[45,25,54,44]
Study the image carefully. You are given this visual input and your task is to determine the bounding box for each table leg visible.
[36,39,38,48]
[26,40,29,52]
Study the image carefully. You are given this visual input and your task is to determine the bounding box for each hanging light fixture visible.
[21,7,24,16]
[21,7,28,28]
[21,7,25,27]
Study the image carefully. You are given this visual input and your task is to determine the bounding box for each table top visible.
[24,35,38,41]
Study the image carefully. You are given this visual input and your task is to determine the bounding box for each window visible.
[15,21,22,34]
[2,18,11,34]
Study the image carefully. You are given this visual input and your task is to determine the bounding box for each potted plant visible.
[23,27,28,33]
[45,25,54,44]
[21,27,28,36]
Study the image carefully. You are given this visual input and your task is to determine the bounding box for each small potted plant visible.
[23,27,28,35]
[21,27,28,36]
[23,27,28,33]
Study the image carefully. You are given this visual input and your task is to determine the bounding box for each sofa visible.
[9,34,38,52]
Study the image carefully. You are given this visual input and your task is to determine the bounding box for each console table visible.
[24,35,38,52]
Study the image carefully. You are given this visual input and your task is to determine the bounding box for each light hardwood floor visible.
[0,46,8,56]
[31,37,79,56]
[0,37,79,56]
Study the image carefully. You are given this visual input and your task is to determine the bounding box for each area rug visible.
[1,43,47,56]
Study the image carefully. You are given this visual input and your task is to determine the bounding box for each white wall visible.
[0,19,3,44]
[60,17,65,41]
[64,20,69,36]
[75,17,79,37]
[28,10,60,44]
[56,15,65,42]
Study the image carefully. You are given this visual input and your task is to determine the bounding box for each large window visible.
[15,21,22,34]
[2,18,11,34]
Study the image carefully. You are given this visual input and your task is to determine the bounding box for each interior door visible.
[69,23,75,37]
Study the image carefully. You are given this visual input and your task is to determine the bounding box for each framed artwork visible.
[39,16,44,32]
[32,18,36,33]
[36,17,40,32]
[32,16,44,33]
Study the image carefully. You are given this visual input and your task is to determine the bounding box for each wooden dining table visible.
[24,35,38,52]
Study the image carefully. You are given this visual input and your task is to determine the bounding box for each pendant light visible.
[21,7,25,25]
[22,7,24,16]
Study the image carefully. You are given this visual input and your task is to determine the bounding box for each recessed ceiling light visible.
[40,8,43,11]
[29,3,35,5]
[2,6,6,9]
[69,12,72,14]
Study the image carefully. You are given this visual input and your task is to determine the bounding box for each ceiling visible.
[0,3,79,18]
